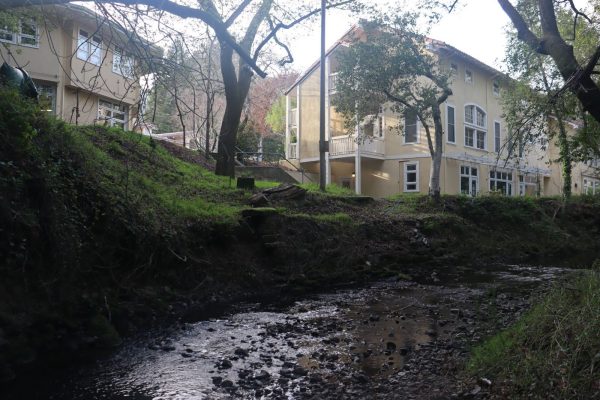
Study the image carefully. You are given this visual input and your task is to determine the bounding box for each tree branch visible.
[224,0,253,27]
[0,0,268,77]
[496,0,546,54]
[252,0,355,61]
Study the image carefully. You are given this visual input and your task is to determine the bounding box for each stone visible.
[254,370,271,381]
[234,347,249,358]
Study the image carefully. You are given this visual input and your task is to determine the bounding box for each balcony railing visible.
[288,143,298,159]
[329,73,338,93]
[329,134,385,157]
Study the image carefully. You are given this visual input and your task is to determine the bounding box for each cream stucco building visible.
[284,28,564,198]
[0,4,161,130]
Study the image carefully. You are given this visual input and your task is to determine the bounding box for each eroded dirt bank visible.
[3,264,570,399]
[2,194,600,388]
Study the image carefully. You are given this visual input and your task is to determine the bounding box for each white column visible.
[325,56,331,185]
[355,145,361,195]
[296,86,301,161]
[285,94,291,158]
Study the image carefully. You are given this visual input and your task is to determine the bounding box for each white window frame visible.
[0,25,16,44]
[450,62,458,76]
[404,161,420,192]
[35,81,57,114]
[494,120,501,153]
[112,47,134,77]
[447,104,456,144]
[460,165,479,196]
[465,69,473,84]
[493,80,500,96]
[403,110,419,144]
[329,72,338,94]
[98,99,128,129]
[0,19,39,47]
[583,177,600,195]
[77,29,102,66]
[464,104,487,150]
[489,170,514,196]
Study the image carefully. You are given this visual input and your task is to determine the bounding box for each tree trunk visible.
[215,99,244,177]
[214,43,253,176]
[498,0,600,124]
[555,115,572,198]
[430,106,444,202]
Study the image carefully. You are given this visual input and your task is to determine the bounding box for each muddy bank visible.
[2,264,571,399]
[1,194,600,386]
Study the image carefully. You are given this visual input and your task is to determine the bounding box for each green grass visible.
[68,127,281,224]
[468,269,600,398]
[289,212,354,225]
[300,182,356,196]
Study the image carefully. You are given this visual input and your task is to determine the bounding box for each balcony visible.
[329,134,385,158]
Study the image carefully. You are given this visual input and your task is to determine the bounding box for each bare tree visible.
[1,0,356,177]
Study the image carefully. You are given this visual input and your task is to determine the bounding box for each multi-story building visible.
[0,4,161,130]
[284,26,554,197]
[527,118,600,196]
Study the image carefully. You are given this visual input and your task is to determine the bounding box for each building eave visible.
[55,3,163,59]
[284,25,359,96]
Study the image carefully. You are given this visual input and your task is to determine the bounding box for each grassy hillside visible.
[468,268,600,398]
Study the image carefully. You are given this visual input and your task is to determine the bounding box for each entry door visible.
[460,166,479,196]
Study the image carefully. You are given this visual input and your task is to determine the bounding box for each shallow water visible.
[4,265,570,400]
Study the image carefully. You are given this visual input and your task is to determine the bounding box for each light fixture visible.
[351,172,356,178]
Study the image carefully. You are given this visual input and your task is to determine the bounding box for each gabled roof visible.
[284,25,359,95]
[427,38,507,80]
[285,24,508,95]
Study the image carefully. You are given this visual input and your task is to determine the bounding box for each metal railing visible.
[329,134,385,157]
[235,148,312,183]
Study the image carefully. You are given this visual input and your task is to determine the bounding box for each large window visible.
[447,105,455,143]
[112,47,134,77]
[583,178,600,195]
[77,30,102,66]
[519,175,538,197]
[460,165,478,196]
[493,81,500,96]
[494,121,501,153]
[0,19,39,47]
[404,162,419,192]
[490,170,513,196]
[98,99,127,129]
[404,110,418,143]
[36,82,56,114]
[464,105,486,150]
[465,69,473,84]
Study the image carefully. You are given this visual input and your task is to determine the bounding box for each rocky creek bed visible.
[2,264,571,400]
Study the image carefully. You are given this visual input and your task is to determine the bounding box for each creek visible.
[5,264,568,400]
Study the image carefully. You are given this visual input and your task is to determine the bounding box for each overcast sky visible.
[286,0,511,73]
